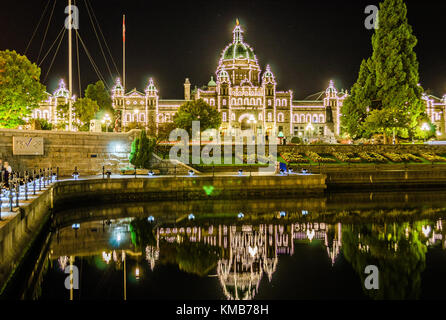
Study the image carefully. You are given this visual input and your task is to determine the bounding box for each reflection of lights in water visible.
[238,212,244,219]
[188,213,195,220]
[248,246,258,257]
[422,225,431,237]
[306,229,315,241]
[102,251,111,264]
[135,267,140,280]
[58,256,69,271]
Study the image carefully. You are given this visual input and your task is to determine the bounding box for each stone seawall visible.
[0,129,138,176]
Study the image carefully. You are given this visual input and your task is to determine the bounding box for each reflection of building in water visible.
[157,222,343,300]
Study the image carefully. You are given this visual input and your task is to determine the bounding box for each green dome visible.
[208,76,217,87]
[222,42,255,60]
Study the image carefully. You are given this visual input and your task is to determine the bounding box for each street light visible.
[421,122,430,142]
[102,113,111,132]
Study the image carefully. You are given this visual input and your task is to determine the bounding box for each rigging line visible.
[39,25,65,67]
[74,0,81,97]
[77,32,107,88]
[24,0,51,55]
[86,0,120,76]
[37,0,58,64]
[76,28,82,98]
[43,27,66,83]
[76,31,110,90]
[84,0,114,83]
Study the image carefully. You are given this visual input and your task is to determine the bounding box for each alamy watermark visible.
[168,121,278,174]
[364,5,379,30]
[64,265,79,290]
[65,5,79,30]
[364,265,379,290]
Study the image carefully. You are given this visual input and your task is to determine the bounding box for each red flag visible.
[123,15,126,43]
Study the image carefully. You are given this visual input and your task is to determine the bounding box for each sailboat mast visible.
[122,14,126,131]
[68,0,73,131]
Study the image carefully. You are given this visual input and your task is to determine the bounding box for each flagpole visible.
[68,0,73,131]
[123,14,126,132]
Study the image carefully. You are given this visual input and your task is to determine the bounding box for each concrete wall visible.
[0,129,138,176]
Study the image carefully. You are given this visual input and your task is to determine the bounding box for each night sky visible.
[1,0,446,100]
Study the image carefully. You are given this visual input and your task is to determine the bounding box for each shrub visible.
[305,151,337,163]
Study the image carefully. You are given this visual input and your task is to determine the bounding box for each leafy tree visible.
[58,97,99,131]
[173,99,221,137]
[84,80,113,119]
[31,118,53,130]
[129,136,140,167]
[342,0,424,143]
[0,50,46,128]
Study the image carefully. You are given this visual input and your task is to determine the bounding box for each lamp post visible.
[102,113,111,132]
[248,115,257,144]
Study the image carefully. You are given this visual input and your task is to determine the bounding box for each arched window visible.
[158,114,164,123]
[275,99,281,106]
[268,112,272,122]
[301,115,305,123]
[222,99,227,106]
[294,114,299,123]
[222,112,227,122]
[244,98,249,105]
[278,113,284,122]
[204,98,209,104]
[238,98,242,105]
[43,111,49,119]
[257,98,262,105]
[258,113,263,121]
[140,113,146,122]
[210,99,215,106]
[313,115,318,123]
[36,110,41,118]
[306,114,311,123]
[268,100,272,106]
[319,115,325,123]
[231,98,236,105]
[282,99,287,107]
[250,98,255,105]
[231,113,236,121]
[126,113,131,122]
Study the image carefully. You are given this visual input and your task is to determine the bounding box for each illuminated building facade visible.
[34,21,446,139]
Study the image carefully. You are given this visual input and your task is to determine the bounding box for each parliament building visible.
[34,21,446,140]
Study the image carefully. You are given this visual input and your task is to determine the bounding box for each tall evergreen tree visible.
[342,0,425,142]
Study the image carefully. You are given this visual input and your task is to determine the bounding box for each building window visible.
[244,98,249,105]
[231,98,236,105]
[238,98,242,105]
[231,113,235,121]
[257,98,262,105]
[278,113,284,122]
[140,113,146,122]
[210,99,215,106]
[306,114,311,123]
[223,99,227,106]
[294,114,299,123]
[313,115,318,123]
[268,100,272,106]
[268,112,272,122]
[250,98,255,105]
[126,113,131,122]
[222,112,227,122]
[43,111,49,119]
[204,98,209,104]
[259,113,263,121]
[276,99,281,106]
[36,110,41,118]
[301,115,305,123]
[319,115,325,123]
[282,99,287,107]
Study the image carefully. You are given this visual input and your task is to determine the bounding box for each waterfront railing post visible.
[134,166,137,178]
[9,180,13,212]
[0,190,3,220]
[57,167,59,181]
[25,171,28,201]
[15,179,19,208]
[33,170,36,195]
[39,169,42,191]
[102,166,105,179]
